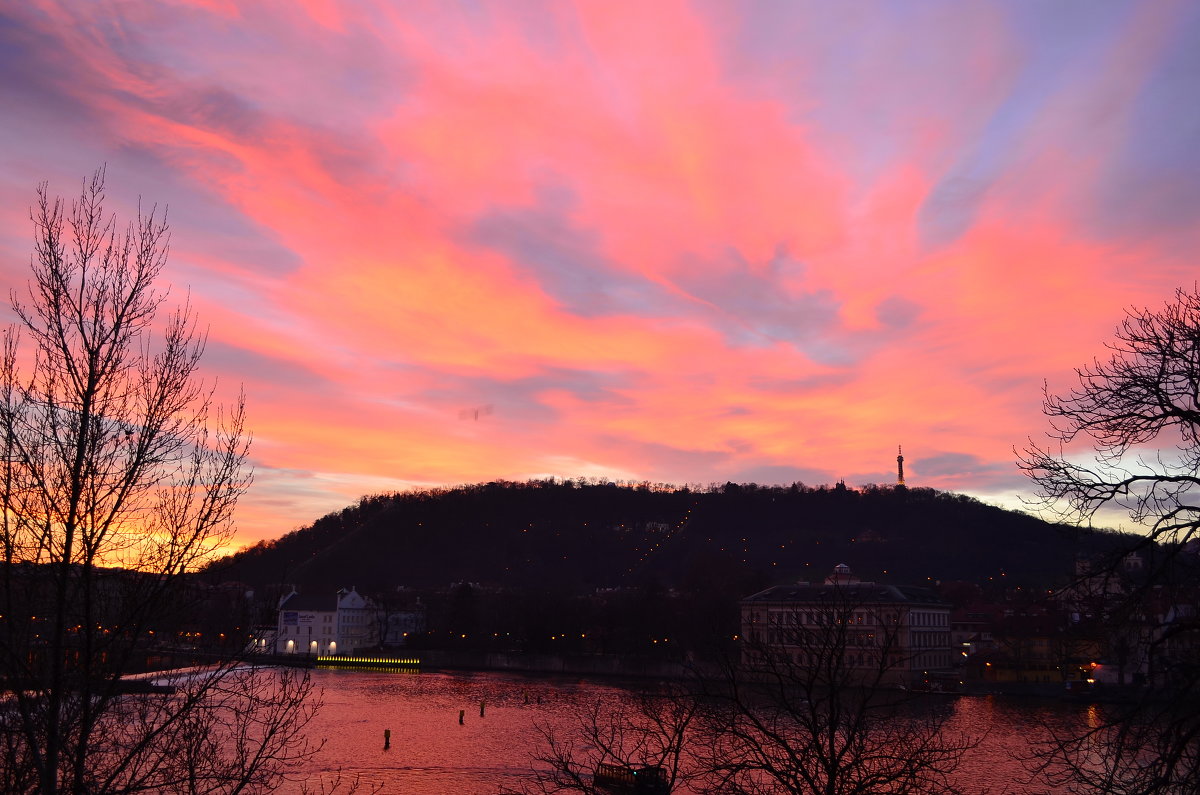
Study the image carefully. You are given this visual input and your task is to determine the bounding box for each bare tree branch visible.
[1018,286,1200,792]
[0,170,320,794]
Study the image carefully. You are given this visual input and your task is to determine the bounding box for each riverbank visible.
[395,651,1127,700]
[256,649,699,679]
[255,648,1144,702]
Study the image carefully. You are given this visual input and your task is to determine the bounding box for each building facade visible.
[275,586,379,655]
[741,564,953,684]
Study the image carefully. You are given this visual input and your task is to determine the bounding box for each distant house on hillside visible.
[276,586,378,655]
[382,608,427,646]
[741,564,953,685]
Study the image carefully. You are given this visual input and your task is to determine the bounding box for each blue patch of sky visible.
[874,296,922,330]
[503,0,579,61]
[416,366,638,425]
[705,0,1156,250]
[0,14,95,119]
[467,189,685,318]
[107,148,308,278]
[748,372,857,394]
[129,3,411,131]
[703,0,913,181]
[201,340,338,394]
[161,85,265,139]
[1086,3,1200,243]
[0,10,307,279]
[912,450,1025,491]
[0,14,138,191]
[915,451,992,478]
[674,247,868,366]
[704,2,1001,186]
[918,2,1136,249]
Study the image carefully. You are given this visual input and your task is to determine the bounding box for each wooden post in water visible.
[458,709,465,725]
[383,729,390,750]
[480,699,486,717]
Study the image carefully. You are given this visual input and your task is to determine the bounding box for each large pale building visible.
[741,564,953,683]
[275,586,378,655]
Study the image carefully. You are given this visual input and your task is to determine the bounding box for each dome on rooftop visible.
[825,563,861,585]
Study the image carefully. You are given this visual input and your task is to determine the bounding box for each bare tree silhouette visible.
[0,170,322,794]
[1019,286,1200,793]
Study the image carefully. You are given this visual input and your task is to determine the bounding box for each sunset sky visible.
[1,1,1197,548]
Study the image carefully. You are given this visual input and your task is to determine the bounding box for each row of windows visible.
[914,652,952,669]
[766,630,954,650]
[768,630,882,647]
[910,630,951,648]
[283,611,373,627]
[764,611,894,626]
[749,644,956,673]
[755,609,950,628]
[788,650,885,668]
[752,648,936,671]
[280,623,340,636]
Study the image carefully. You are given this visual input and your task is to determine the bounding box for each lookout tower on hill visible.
[897,445,906,487]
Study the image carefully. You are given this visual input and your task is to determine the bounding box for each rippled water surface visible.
[284,668,1090,794]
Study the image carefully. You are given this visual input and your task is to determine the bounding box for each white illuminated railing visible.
[315,654,420,667]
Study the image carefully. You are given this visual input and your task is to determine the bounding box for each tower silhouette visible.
[897,445,905,486]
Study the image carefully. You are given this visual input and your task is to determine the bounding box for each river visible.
[284,667,1090,794]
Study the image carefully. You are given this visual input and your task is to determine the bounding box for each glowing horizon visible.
[1,1,1197,550]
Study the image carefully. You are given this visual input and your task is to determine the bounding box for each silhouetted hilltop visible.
[206,480,1125,595]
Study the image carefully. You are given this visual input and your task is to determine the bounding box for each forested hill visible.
[205,480,1126,595]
